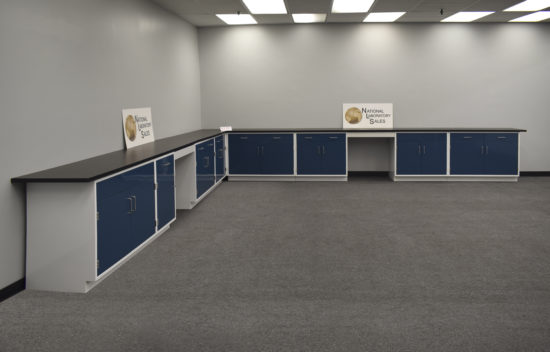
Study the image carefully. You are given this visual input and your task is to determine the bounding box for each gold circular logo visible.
[125,115,137,141]
[345,107,362,124]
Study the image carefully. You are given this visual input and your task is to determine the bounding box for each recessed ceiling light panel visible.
[216,14,257,25]
[332,0,375,13]
[441,11,495,22]
[292,14,327,23]
[363,12,406,22]
[242,0,287,14]
[504,0,550,12]
[509,11,550,21]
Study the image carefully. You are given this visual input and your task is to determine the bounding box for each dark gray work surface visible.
[11,127,526,183]
[11,129,222,183]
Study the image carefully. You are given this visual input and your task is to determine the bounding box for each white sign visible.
[342,103,393,129]
[122,107,155,149]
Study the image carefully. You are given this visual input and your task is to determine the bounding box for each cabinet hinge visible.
[96,212,99,221]
[155,183,158,190]
[155,219,158,227]
[96,260,99,269]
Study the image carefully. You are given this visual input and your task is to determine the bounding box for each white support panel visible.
[26,183,96,293]
[392,175,518,182]
[173,145,194,160]
[175,151,196,210]
[296,176,348,182]
[229,175,296,182]
[347,132,396,138]
[293,133,298,176]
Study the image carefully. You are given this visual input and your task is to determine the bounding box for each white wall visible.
[0,0,201,289]
[199,24,550,171]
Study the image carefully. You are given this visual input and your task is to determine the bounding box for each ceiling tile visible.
[285,0,332,13]
[326,13,367,23]
[180,14,227,26]
[371,0,423,12]
[254,14,294,24]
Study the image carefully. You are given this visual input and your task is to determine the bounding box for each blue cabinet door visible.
[419,133,447,175]
[451,134,485,175]
[397,133,446,175]
[297,134,323,174]
[215,135,225,182]
[196,139,215,198]
[96,162,155,276]
[259,134,294,175]
[156,155,175,230]
[320,133,346,175]
[228,134,262,174]
[96,188,133,275]
[396,133,422,174]
[484,133,518,175]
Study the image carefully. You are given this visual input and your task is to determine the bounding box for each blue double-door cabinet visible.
[228,134,294,174]
[297,133,346,175]
[396,133,447,175]
[96,156,176,276]
[96,163,156,275]
[451,133,518,175]
[196,136,225,199]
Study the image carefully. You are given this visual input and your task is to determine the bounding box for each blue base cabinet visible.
[156,155,175,230]
[396,133,447,175]
[297,133,346,175]
[196,139,215,198]
[228,134,293,175]
[96,162,155,276]
[451,133,518,175]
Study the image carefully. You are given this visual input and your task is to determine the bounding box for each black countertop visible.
[12,127,526,183]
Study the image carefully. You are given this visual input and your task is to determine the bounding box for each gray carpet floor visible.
[1,176,550,352]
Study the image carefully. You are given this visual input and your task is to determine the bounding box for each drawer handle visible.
[198,147,204,151]
[463,136,473,139]
[203,156,210,168]
[208,143,213,147]
[240,136,248,140]
[497,136,507,139]
[161,162,171,167]
[127,197,133,214]
[272,136,281,140]
[304,136,313,140]
[131,196,137,212]
[328,136,339,139]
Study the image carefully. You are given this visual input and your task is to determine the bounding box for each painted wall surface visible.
[199,24,550,171]
[0,0,201,289]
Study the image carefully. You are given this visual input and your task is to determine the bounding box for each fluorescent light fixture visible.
[332,0,375,13]
[216,14,257,25]
[242,0,287,14]
[292,13,327,23]
[509,10,550,21]
[504,0,550,11]
[363,12,406,22]
[441,11,494,22]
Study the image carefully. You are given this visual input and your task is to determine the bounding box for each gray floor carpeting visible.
[1,176,550,352]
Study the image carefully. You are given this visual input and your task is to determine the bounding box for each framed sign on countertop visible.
[122,107,155,149]
[343,103,393,129]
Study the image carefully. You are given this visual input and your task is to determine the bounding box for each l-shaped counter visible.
[12,127,526,293]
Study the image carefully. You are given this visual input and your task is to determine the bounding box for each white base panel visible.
[392,175,519,182]
[229,175,347,182]
[175,151,196,210]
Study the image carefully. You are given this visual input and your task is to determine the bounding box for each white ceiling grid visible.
[150,0,550,26]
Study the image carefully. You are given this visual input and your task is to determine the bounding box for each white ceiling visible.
[150,0,550,26]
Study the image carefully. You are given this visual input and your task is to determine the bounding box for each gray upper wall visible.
[199,23,550,171]
[0,0,201,289]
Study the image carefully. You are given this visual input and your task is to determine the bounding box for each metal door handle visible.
[203,156,209,168]
[161,162,171,167]
[240,136,248,140]
[322,146,326,155]
[423,145,426,155]
[463,136,473,139]
[304,136,313,140]
[198,147,204,151]
[317,146,321,155]
[261,146,264,155]
[481,145,484,154]
[131,196,137,212]
[272,136,281,140]
[257,146,260,156]
[485,145,489,155]
[127,197,133,213]
[418,145,421,155]
[329,136,339,140]
[497,136,507,139]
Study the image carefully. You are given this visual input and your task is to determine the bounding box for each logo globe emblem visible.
[345,107,362,124]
